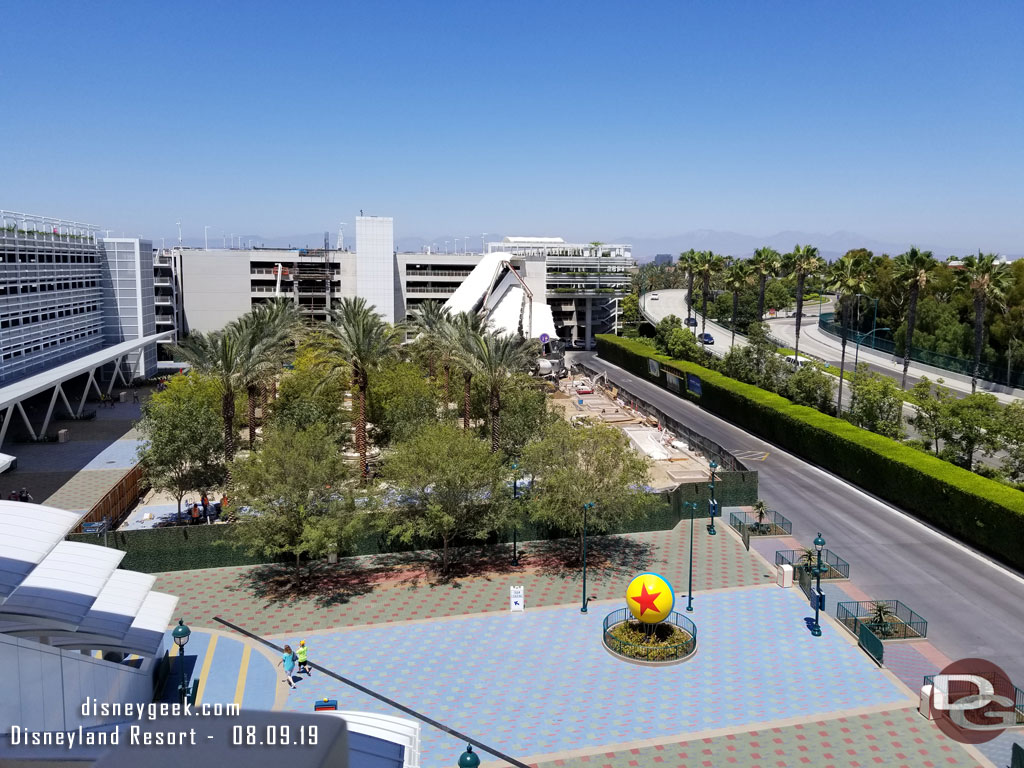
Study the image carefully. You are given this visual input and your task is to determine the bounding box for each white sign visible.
[509,585,525,612]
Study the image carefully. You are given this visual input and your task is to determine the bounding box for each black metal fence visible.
[602,607,697,662]
[775,549,850,579]
[729,509,792,536]
[923,674,1024,726]
[836,600,928,640]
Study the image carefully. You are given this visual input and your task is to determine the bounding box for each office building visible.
[654,253,673,266]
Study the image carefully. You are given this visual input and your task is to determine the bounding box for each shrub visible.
[596,334,1024,570]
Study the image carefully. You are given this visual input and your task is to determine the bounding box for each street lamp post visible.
[683,501,698,612]
[171,618,191,705]
[811,533,826,637]
[458,744,481,767]
[510,463,520,566]
[853,327,891,369]
[706,461,719,535]
[581,502,594,613]
[204,225,211,250]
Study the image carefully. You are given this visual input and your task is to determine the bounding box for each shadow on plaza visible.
[237,534,654,609]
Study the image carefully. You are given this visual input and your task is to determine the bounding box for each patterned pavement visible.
[154,523,776,636]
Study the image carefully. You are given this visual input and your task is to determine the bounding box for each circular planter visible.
[602,608,697,666]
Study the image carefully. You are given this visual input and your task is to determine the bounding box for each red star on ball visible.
[631,582,662,616]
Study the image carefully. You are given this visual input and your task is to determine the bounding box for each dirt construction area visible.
[549,375,712,489]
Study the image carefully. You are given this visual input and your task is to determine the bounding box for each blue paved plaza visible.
[277,586,911,767]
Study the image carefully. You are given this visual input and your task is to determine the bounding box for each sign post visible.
[509,585,525,612]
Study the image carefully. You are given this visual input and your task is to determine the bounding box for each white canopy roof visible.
[115,591,180,657]
[0,501,85,600]
[0,541,124,630]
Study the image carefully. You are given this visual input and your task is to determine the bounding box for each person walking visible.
[132,389,140,404]
[296,640,311,676]
[278,645,297,690]
[18,488,33,503]
[8,490,18,501]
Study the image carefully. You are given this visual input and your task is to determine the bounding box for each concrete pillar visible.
[585,298,593,349]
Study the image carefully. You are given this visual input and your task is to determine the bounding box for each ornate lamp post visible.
[683,501,698,612]
[457,744,480,767]
[581,502,595,613]
[811,533,826,637]
[171,618,191,705]
[706,461,719,536]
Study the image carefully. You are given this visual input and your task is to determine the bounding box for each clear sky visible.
[2,1,1022,252]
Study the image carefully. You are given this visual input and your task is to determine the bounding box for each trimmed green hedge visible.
[596,334,1024,570]
[69,480,756,573]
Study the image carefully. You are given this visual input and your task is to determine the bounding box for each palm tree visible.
[236,300,303,448]
[784,245,825,363]
[458,331,537,452]
[723,261,753,348]
[954,252,1011,394]
[445,311,491,429]
[750,247,782,321]
[692,250,725,342]
[410,301,451,395]
[827,254,870,414]
[752,499,769,534]
[678,249,697,329]
[321,297,402,480]
[867,601,896,637]
[174,327,248,461]
[892,248,936,389]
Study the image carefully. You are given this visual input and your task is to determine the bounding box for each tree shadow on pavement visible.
[526,535,654,580]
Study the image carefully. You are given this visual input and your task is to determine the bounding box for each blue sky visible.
[2,1,1022,252]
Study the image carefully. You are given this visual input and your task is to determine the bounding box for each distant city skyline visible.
[4,1,1022,253]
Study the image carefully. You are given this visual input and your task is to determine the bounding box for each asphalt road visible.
[573,350,1024,687]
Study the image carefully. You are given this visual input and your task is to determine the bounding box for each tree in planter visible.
[798,546,818,573]
[367,360,441,446]
[521,420,651,561]
[229,423,356,577]
[381,423,508,574]
[867,601,896,637]
[136,373,226,522]
[752,500,769,534]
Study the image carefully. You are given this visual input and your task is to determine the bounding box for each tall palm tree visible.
[955,252,1012,393]
[750,247,782,321]
[784,245,825,363]
[723,261,753,348]
[445,311,491,429]
[678,249,698,329]
[827,255,870,413]
[410,300,451,394]
[175,327,248,461]
[236,300,304,448]
[320,297,402,480]
[892,248,937,389]
[692,250,725,341]
[458,331,537,452]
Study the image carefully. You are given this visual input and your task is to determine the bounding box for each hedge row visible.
[70,479,757,573]
[596,334,1024,570]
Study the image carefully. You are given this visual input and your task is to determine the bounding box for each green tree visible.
[137,373,226,522]
[846,364,905,439]
[692,250,726,341]
[827,253,870,414]
[654,314,683,353]
[940,393,1002,471]
[784,361,836,414]
[763,279,792,313]
[381,423,507,573]
[458,331,538,452]
[750,247,783,320]
[230,423,357,574]
[955,253,1012,393]
[723,261,754,346]
[1001,400,1024,481]
[678,249,698,326]
[783,244,825,363]
[320,297,402,480]
[267,334,350,437]
[620,293,640,326]
[490,374,557,458]
[892,247,937,389]
[446,311,491,429]
[665,326,701,361]
[409,301,451,395]
[521,420,651,558]
[907,377,955,455]
[367,360,441,445]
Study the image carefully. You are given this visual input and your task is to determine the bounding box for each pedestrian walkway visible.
[160,628,278,711]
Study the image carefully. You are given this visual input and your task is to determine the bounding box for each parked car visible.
[649,293,659,300]
[698,333,715,345]
[684,317,698,327]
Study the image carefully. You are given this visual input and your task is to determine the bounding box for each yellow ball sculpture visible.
[626,572,675,624]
